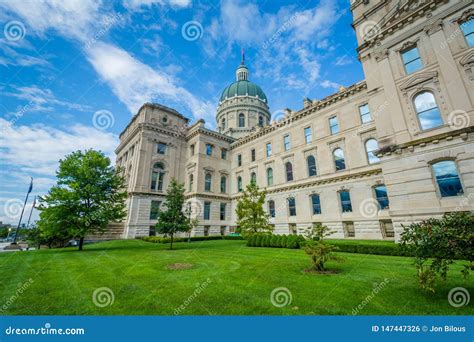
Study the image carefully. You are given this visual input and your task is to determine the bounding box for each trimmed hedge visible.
[246,234,305,249]
[142,235,244,244]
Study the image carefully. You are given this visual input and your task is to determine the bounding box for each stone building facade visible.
[116,0,474,240]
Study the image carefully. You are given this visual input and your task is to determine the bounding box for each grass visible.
[0,239,472,315]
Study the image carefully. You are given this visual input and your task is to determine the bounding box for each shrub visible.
[400,212,473,292]
[303,224,343,272]
[286,235,299,249]
[280,235,287,248]
[265,235,272,247]
[270,235,278,247]
[255,234,262,247]
[246,234,255,247]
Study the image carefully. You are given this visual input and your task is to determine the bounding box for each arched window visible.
[414,91,443,130]
[220,176,227,193]
[285,162,293,181]
[250,172,257,184]
[237,176,242,192]
[258,115,264,127]
[333,148,346,171]
[365,139,380,164]
[151,162,165,191]
[432,160,463,197]
[307,155,317,177]
[205,173,212,191]
[239,113,245,127]
[374,185,389,209]
[268,200,275,218]
[221,118,226,131]
[267,168,273,186]
[189,174,194,192]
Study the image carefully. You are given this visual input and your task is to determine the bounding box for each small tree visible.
[303,223,343,272]
[400,212,473,292]
[235,182,272,238]
[155,179,189,250]
[37,150,127,251]
[184,203,199,243]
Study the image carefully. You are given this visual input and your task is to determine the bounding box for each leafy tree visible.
[235,182,272,238]
[400,212,473,292]
[303,223,343,272]
[155,179,189,250]
[37,150,127,251]
[184,203,199,243]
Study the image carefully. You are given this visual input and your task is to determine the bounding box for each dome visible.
[219,80,268,103]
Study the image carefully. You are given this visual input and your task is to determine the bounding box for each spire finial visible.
[241,48,245,65]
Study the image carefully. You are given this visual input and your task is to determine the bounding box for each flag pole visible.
[12,177,33,245]
[25,196,36,229]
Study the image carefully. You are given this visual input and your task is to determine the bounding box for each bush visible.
[247,234,256,247]
[142,235,244,244]
[286,235,299,249]
[265,235,272,247]
[270,235,277,247]
[280,235,287,248]
[255,234,262,247]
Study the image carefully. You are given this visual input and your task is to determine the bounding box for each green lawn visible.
[0,239,472,315]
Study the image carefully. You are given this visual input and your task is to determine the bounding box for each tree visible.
[155,178,189,249]
[303,223,343,272]
[37,149,127,251]
[235,181,272,238]
[400,212,473,292]
[184,202,199,243]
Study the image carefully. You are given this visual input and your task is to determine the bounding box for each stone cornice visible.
[230,81,368,149]
[377,126,473,157]
[229,167,383,199]
[184,193,231,201]
[186,126,235,144]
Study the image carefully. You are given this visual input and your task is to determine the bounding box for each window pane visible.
[433,161,463,197]
[402,47,420,64]
[286,162,293,181]
[414,92,436,112]
[334,148,346,171]
[418,107,443,130]
[220,177,226,193]
[237,177,242,191]
[339,191,352,212]
[267,168,273,186]
[307,156,317,176]
[288,198,296,216]
[157,142,166,154]
[405,58,423,74]
[150,200,161,219]
[266,143,272,156]
[220,203,226,220]
[206,144,212,156]
[374,185,389,209]
[268,200,275,217]
[204,202,211,220]
[329,117,339,134]
[466,33,474,47]
[365,139,380,164]
[461,19,474,45]
[304,127,312,143]
[284,135,290,150]
[359,104,372,123]
[311,194,321,215]
[205,174,212,191]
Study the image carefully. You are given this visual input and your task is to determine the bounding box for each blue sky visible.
[0,0,363,224]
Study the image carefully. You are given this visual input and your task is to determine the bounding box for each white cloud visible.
[123,0,191,11]
[0,118,119,176]
[334,55,353,66]
[320,79,341,90]
[86,42,214,122]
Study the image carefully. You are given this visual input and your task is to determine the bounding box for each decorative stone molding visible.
[459,48,474,81]
[423,18,444,35]
[399,71,438,91]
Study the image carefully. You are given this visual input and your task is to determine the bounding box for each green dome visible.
[219,80,268,103]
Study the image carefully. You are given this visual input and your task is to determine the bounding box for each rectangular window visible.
[204,201,211,220]
[343,222,355,238]
[190,144,195,156]
[461,18,474,47]
[329,117,339,135]
[220,226,226,236]
[237,154,242,167]
[304,127,312,143]
[251,149,256,162]
[149,200,161,220]
[339,191,352,213]
[401,46,423,74]
[310,194,321,215]
[283,135,290,151]
[204,226,210,236]
[268,201,275,218]
[220,203,226,221]
[288,197,297,216]
[206,144,213,156]
[359,104,372,124]
[266,143,272,157]
[221,148,227,160]
[157,142,166,154]
[374,185,390,210]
